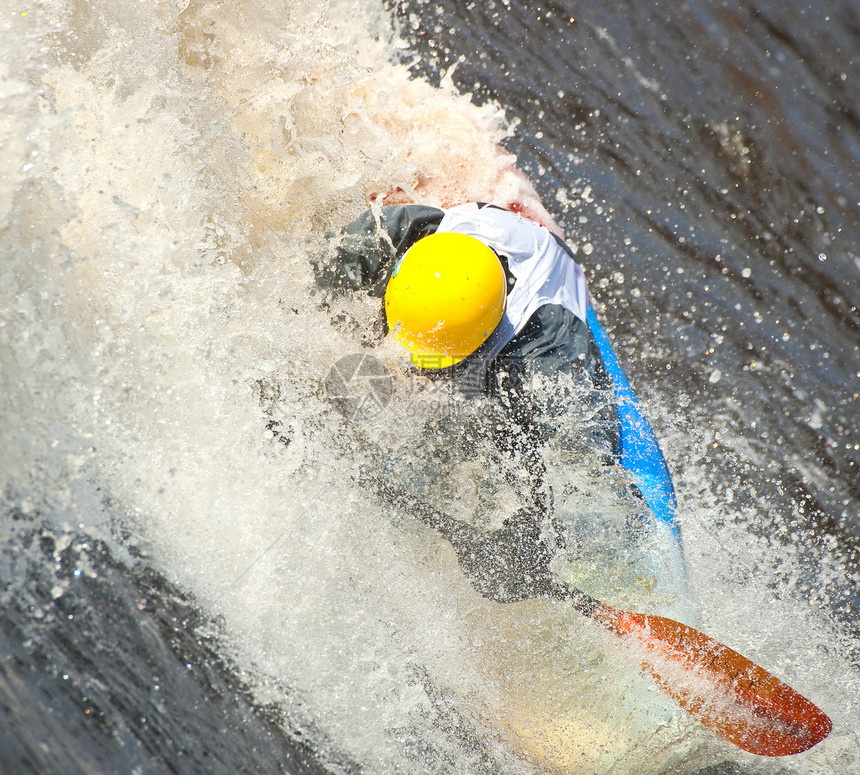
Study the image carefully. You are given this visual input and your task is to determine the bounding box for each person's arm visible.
[490,304,621,460]
[319,204,444,296]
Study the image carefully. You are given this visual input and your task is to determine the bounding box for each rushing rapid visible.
[1,1,857,774]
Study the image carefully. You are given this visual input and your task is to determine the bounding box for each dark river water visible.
[1,1,857,774]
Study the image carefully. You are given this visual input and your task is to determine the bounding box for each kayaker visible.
[322,202,620,450]
[320,201,662,604]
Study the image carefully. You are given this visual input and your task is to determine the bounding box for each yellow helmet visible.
[384,232,506,369]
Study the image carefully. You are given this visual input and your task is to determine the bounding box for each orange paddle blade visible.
[592,603,832,756]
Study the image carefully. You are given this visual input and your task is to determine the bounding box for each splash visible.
[6,1,849,773]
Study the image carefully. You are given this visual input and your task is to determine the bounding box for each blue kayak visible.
[586,305,690,619]
[586,304,681,541]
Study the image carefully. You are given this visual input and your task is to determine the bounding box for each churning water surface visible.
[1,1,858,774]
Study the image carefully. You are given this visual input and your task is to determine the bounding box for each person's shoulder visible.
[322,202,446,295]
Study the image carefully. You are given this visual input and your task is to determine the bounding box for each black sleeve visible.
[490,305,621,460]
[318,204,445,297]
